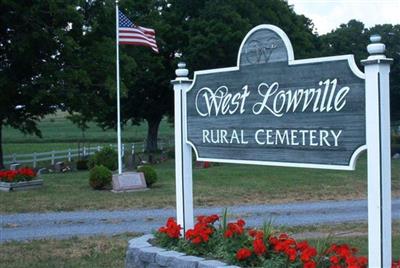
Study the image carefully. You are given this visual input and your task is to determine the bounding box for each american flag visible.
[118,10,158,53]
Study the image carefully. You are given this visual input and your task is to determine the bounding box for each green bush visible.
[88,147,118,171]
[137,165,157,187]
[76,159,89,170]
[89,165,112,190]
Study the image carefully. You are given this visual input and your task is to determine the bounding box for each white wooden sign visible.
[185,25,366,170]
[171,25,392,267]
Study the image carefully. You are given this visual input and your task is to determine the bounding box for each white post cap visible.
[175,62,189,78]
[367,34,386,60]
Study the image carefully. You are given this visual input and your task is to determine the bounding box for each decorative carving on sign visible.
[244,37,281,64]
[239,27,290,66]
[186,25,366,170]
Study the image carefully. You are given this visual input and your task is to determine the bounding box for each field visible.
[3,112,174,154]
[1,155,399,213]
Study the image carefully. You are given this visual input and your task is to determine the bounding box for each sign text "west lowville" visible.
[195,78,349,117]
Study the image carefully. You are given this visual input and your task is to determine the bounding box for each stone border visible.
[0,179,43,192]
[125,234,240,268]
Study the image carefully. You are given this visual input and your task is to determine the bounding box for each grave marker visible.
[112,172,147,192]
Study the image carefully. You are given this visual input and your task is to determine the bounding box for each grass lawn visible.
[1,154,399,213]
[0,233,138,268]
[0,232,398,268]
[299,222,400,259]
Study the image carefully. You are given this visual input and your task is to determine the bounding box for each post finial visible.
[175,62,189,79]
[367,34,386,59]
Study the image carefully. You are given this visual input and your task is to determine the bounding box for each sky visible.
[287,0,400,35]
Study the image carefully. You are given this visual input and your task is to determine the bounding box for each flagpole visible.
[115,0,122,175]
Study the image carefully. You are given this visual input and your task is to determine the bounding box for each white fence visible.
[4,141,171,168]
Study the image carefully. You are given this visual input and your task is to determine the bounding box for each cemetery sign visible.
[185,25,366,170]
[172,24,393,266]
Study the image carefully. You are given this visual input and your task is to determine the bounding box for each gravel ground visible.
[1,198,399,242]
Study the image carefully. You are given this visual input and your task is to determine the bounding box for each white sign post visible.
[171,63,194,233]
[362,35,393,267]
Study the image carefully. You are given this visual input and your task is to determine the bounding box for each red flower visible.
[303,260,316,268]
[224,229,233,238]
[300,247,317,262]
[297,241,310,251]
[253,238,267,256]
[191,236,202,244]
[224,219,245,238]
[273,233,296,253]
[392,259,400,268]
[185,222,214,244]
[248,229,264,239]
[0,167,36,182]
[279,233,289,240]
[197,214,219,225]
[236,248,252,261]
[326,243,368,268]
[155,214,372,268]
[158,217,181,239]
[286,247,297,262]
[268,236,278,246]
[330,255,340,264]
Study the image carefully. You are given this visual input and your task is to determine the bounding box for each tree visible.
[318,20,369,65]
[0,0,82,168]
[66,0,321,153]
[64,0,170,152]
[318,20,400,122]
[170,0,319,71]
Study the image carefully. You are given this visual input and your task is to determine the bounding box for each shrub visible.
[89,165,112,190]
[76,159,89,170]
[88,147,118,171]
[137,165,157,187]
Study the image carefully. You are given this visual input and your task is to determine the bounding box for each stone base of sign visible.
[125,234,238,268]
[112,172,147,192]
[0,179,43,192]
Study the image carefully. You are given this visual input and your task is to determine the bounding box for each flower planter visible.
[125,234,239,268]
[0,178,43,192]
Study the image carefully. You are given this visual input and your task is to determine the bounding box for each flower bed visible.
[151,213,400,268]
[0,167,42,192]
